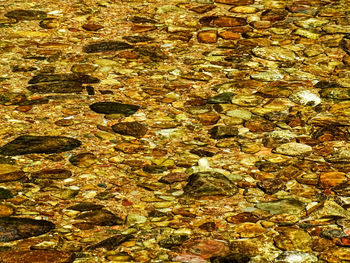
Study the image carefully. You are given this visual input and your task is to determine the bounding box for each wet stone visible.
[158,172,190,184]
[27,82,83,94]
[252,46,296,62]
[123,35,154,43]
[31,169,72,179]
[200,16,247,27]
[76,209,124,226]
[0,217,55,242]
[226,212,259,224]
[83,41,133,53]
[214,0,254,5]
[69,153,97,168]
[207,92,234,104]
[0,205,14,217]
[209,125,238,139]
[89,102,139,116]
[245,119,275,132]
[274,227,312,252]
[5,10,47,20]
[197,31,218,44]
[257,178,286,195]
[0,250,75,263]
[0,188,13,199]
[319,172,347,188]
[0,136,81,156]
[274,142,312,156]
[256,199,305,215]
[112,121,148,138]
[261,9,288,22]
[210,254,250,263]
[159,235,189,249]
[82,23,103,31]
[0,171,25,183]
[274,251,318,263]
[28,73,99,84]
[183,171,238,196]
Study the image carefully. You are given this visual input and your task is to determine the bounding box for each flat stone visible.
[261,9,288,22]
[159,235,189,249]
[5,10,47,20]
[27,82,83,93]
[215,0,254,5]
[28,73,99,84]
[207,92,234,104]
[200,16,247,27]
[274,251,318,263]
[289,90,321,106]
[274,142,312,156]
[86,234,133,250]
[69,153,97,168]
[82,23,103,31]
[250,71,284,81]
[226,212,259,224]
[245,119,275,132]
[0,250,75,263]
[180,239,230,260]
[274,227,312,252]
[234,223,267,238]
[68,203,104,212]
[83,41,133,53]
[183,171,238,196]
[71,64,96,74]
[76,209,124,226]
[210,254,250,263]
[112,121,148,138]
[0,205,14,217]
[196,112,220,125]
[308,200,350,219]
[90,102,139,116]
[252,46,296,62]
[209,125,238,139]
[159,172,190,184]
[320,88,350,100]
[197,30,218,43]
[256,199,305,215]
[319,172,348,188]
[0,171,25,182]
[0,136,81,156]
[31,169,72,179]
[257,178,286,194]
[0,217,55,242]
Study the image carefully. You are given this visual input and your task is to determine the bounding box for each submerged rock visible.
[90,102,139,115]
[0,136,81,156]
[0,250,75,263]
[112,122,148,138]
[83,41,133,53]
[5,10,47,20]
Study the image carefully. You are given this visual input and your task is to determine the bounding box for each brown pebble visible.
[82,23,103,31]
[219,30,240,40]
[15,105,32,112]
[0,250,75,263]
[55,119,74,126]
[117,50,139,59]
[197,30,218,43]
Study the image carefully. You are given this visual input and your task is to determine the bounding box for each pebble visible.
[0,136,81,155]
[274,227,312,252]
[0,250,75,263]
[252,46,296,62]
[256,199,305,215]
[5,10,47,20]
[86,234,133,250]
[89,102,139,116]
[75,209,124,226]
[274,142,312,156]
[83,41,133,53]
[112,121,148,138]
[69,153,97,168]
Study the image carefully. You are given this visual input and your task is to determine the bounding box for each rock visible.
[123,35,154,43]
[199,222,217,231]
[39,18,59,29]
[215,0,254,5]
[256,199,305,215]
[252,46,296,62]
[234,223,267,238]
[76,209,124,226]
[209,125,238,139]
[250,70,284,81]
[197,31,218,43]
[31,169,72,179]
[158,172,190,184]
[55,119,74,126]
[143,165,167,174]
[69,153,97,168]
[274,142,312,156]
[126,214,147,225]
[53,188,79,200]
[200,16,247,27]
[0,188,14,199]
[289,90,321,106]
[5,10,47,20]
[210,253,250,263]
[196,112,220,125]
[180,239,230,260]
[226,212,259,224]
[274,227,312,252]
[257,178,286,194]
[207,93,234,104]
[244,119,275,132]
[71,64,96,74]
[0,171,25,182]
[183,171,238,196]
[190,5,216,14]
[83,41,133,53]
[0,136,81,156]
[89,102,139,116]
[319,172,348,188]
[86,234,133,250]
[261,9,288,22]
[112,122,148,138]
[27,82,83,93]
[159,235,189,249]
[0,217,55,242]
[232,94,264,107]
[82,23,103,31]
[274,251,318,263]
[320,88,350,100]
[0,205,14,217]
[67,202,104,211]
[0,250,75,263]
[307,200,350,219]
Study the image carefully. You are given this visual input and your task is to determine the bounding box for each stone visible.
[210,254,250,263]
[200,16,247,27]
[257,178,286,194]
[274,227,312,252]
[274,142,312,156]
[320,88,350,100]
[197,31,218,43]
[180,239,230,260]
[256,199,305,215]
[207,93,234,104]
[209,125,238,139]
[83,41,133,53]
[67,202,104,211]
[252,46,296,62]
[28,73,99,84]
[0,250,75,263]
[69,153,97,168]
[215,0,254,5]
[71,64,96,74]
[250,71,284,81]
[0,205,14,217]
[319,172,347,188]
[159,235,189,249]
[82,23,103,31]
[0,171,25,182]
[31,169,72,179]
[183,171,238,196]
[245,119,275,132]
[5,10,47,20]
[89,102,139,116]
[27,82,83,93]
[158,173,190,184]
[234,223,267,238]
[86,234,133,250]
[274,251,318,263]
[76,209,124,226]
[308,200,350,219]
[189,5,216,14]
[0,136,81,156]
[0,217,55,242]
[289,90,321,106]
[196,113,220,125]
[226,212,259,224]
[112,122,148,138]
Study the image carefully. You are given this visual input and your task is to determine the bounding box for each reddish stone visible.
[82,23,103,31]
[319,172,348,188]
[196,112,220,125]
[117,50,139,59]
[244,119,275,132]
[213,16,247,27]
[180,239,230,259]
[15,105,32,112]
[197,30,218,43]
[219,30,240,40]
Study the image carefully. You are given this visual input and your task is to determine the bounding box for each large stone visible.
[83,41,133,53]
[209,125,238,139]
[76,209,124,226]
[0,136,81,156]
[0,218,55,242]
[274,227,312,252]
[215,0,254,5]
[274,251,318,263]
[90,102,139,116]
[0,250,75,263]
[274,142,312,156]
[31,169,72,179]
[252,46,296,62]
[28,73,99,84]
[27,82,83,93]
[256,199,305,215]
[183,171,238,196]
[86,234,133,250]
[112,122,148,138]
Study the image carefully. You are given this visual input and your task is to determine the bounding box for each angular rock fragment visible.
[112,122,148,138]
[0,250,75,263]
[274,227,312,252]
[89,102,139,116]
[68,202,104,212]
[209,125,238,139]
[86,234,133,250]
[0,136,81,156]
[76,209,124,226]
[256,199,305,215]
[257,178,286,195]
[83,41,133,53]
[197,30,218,43]
[28,73,99,84]
[0,217,55,242]
[207,92,234,104]
[200,16,247,27]
[31,169,72,179]
[183,171,238,196]
[5,10,47,20]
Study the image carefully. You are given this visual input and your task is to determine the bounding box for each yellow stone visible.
[0,164,19,175]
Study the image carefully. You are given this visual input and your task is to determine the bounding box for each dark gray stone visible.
[89,102,139,115]
[83,41,133,53]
